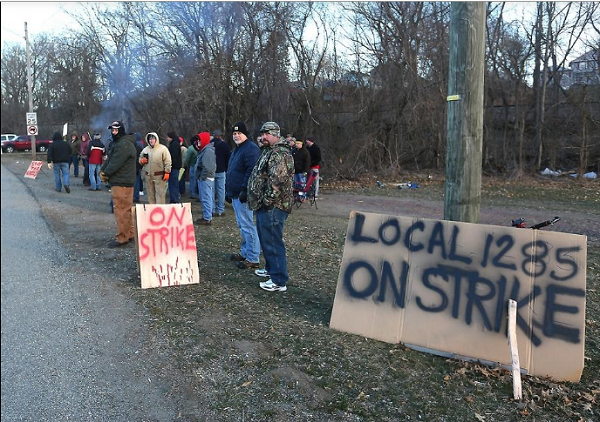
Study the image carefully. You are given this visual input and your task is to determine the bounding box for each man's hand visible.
[47,162,53,170]
[99,171,109,182]
[238,189,248,203]
[140,157,149,165]
[163,172,170,181]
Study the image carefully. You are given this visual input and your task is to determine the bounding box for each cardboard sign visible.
[24,160,44,179]
[133,203,200,289]
[330,211,587,382]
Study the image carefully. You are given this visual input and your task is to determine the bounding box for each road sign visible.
[28,125,38,136]
[26,112,38,125]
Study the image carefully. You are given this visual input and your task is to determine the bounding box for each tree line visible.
[1,2,599,179]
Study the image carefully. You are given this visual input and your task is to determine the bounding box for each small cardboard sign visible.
[24,160,44,179]
[330,211,587,382]
[133,203,200,289]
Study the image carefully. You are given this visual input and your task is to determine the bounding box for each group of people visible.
[46,119,323,293]
[284,134,322,200]
[46,131,106,194]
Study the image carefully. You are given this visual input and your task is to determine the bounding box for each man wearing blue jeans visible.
[226,122,261,270]
[247,121,294,292]
[194,132,216,225]
[47,132,72,193]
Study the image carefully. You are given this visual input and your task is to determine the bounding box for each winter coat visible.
[307,142,322,168]
[168,137,182,170]
[87,139,106,165]
[194,143,216,181]
[69,136,81,155]
[225,139,260,198]
[247,138,294,213]
[140,132,172,176]
[79,134,90,159]
[213,137,231,173]
[47,137,71,164]
[101,132,137,187]
[183,144,198,168]
[292,146,311,174]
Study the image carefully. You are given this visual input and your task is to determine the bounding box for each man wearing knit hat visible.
[100,120,137,247]
[247,121,294,292]
[226,121,261,270]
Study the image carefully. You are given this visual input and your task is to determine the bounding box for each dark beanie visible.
[52,132,62,142]
[232,122,248,137]
[167,131,178,140]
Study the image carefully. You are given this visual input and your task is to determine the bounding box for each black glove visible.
[238,189,248,203]
[225,195,232,204]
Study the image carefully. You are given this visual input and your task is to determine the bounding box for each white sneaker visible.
[254,268,270,278]
[259,279,287,292]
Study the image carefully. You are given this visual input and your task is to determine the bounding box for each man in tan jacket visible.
[139,132,172,204]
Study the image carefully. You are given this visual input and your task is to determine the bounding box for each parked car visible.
[1,134,18,151]
[1,134,17,142]
[2,135,53,153]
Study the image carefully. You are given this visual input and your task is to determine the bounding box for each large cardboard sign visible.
[24,160,44,179]
[330,211,587,382]
[134,203,200,289]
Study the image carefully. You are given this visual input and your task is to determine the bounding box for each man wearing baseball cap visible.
[247,121,294,292]
[100,120,137,247]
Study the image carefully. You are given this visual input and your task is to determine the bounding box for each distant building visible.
[548,49,599,89]
[569,49,599,86]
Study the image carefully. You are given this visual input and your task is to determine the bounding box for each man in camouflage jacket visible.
[247,121,294,292]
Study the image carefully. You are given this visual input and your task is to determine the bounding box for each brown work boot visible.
[229,253,245,262]
[195,218,212,226]
[237,260,260,269]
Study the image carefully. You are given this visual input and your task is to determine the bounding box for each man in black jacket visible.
[47,132,72,193]
[166,131,182,203]
[211,129,231,216]
[100,120,137,248]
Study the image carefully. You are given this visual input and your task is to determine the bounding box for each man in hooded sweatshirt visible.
[139,132,172,204]
[100,120,137,248]
[47,131,72,193]
[194,132,216,225]
[166,131,182,203]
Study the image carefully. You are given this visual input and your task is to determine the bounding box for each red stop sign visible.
[28,125,38,135]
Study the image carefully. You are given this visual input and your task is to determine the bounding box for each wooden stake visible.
[508,299,522,400]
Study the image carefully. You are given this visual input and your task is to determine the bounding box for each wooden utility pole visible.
[444,2,486,223]
[25,22,36,160]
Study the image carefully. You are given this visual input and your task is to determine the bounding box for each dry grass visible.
[4,153,598,421]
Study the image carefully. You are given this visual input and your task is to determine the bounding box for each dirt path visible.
[307,192,599,245]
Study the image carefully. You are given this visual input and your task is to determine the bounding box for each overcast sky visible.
[1,2,593,62]
[1,1,84,45]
